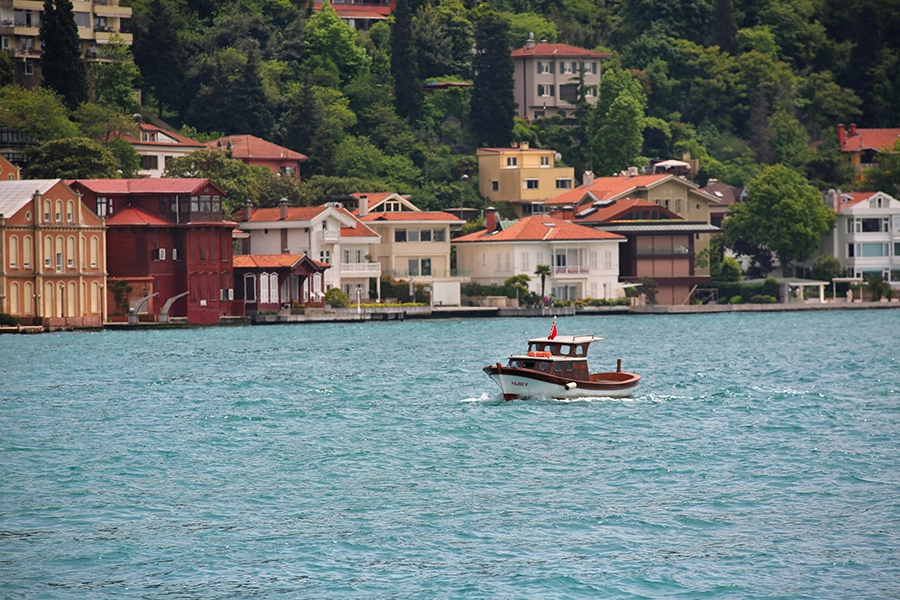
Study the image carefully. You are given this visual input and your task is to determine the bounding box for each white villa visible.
[824,190,900,287]
[453,209,625,301]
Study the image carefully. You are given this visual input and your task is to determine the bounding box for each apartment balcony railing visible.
[553,266,589,275]
[384,269,469,279]
[341,262,382,275]
[318,230,340,243]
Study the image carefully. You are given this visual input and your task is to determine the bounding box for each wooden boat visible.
[483,333,640,401]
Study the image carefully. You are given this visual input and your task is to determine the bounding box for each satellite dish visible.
[554,153,562,161]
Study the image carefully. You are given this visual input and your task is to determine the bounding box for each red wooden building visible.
[69,178,237,324]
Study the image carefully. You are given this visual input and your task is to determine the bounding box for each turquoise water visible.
[1,312,899,599]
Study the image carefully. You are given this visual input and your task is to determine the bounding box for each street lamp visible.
[460,174,469,216]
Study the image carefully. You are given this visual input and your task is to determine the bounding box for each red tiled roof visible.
[836,191,876,213]
[242,206,328,222]
[511,43,610,59]
[105,204,171,226]
[119,124,205,147]
[329,6,390,18]
[478,147,554,153]
[544,174,671,206]
[69,178,223,195]
[335,206,379,238]
[359,211,461,222]
[840,128,900,152]
[233,254,304,269]
[204,135,308,162]
[573,198,683,223]
[454,215,624,243]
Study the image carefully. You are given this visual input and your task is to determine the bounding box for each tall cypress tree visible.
[132,0,188,117]
[390,0,423,122]
[469,7,515,148]
[39,0,88,109]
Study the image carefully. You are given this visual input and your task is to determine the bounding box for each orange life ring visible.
[527,351,551,358]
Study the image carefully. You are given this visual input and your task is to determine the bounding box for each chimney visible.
[485,206,499,233]
[837,124,845,146]
[358,194,368,217]
[242,198,253,221]
[525,32,535,49]
[849,123,857,137]
[520,141,529,150]
[582,171,595,187]
[279,197,288,220]
[561,205,574,221]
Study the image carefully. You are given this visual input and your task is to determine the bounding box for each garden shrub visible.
[729,295,743,304]
[0,313,21,326]
[750,294,777,303]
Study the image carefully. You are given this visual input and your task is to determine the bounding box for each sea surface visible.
[1,311,899,599]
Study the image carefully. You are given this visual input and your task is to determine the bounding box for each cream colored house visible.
[511,39,610,121]
[453,209,625,301]
[544,172,720,277]
[119,124,206,178]
[351,192,467,292]
[477,143,575,217]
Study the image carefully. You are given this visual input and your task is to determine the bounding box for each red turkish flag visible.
[549,319,557,340]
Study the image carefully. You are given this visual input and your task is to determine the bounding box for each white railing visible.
[553,266,589,275]
[319,230,340,243]
[341,263,381,275]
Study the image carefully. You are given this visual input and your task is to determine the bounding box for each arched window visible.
[9,282,19,315]
[24,282,34,315]
[43,236,52,269]
[43,199,51,223]
[23,235,32,269]
[44,282,54,317]
[55,236,64,272]
[55,200,63,223]
[8,235,18,269]
[90,236,99,269]
[91,281,101,313]
[67,200,75,223]
[269,273,279,304]
[259,273,270,303]
[80,236,85,269]
[66,236,75,269]
[67,282,76,316]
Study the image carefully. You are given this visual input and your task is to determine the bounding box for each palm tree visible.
[534,264,551,304]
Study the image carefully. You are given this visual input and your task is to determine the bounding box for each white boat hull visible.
[486,370,638,400]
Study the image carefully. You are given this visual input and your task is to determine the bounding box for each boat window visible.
[529,343,539,352]
[509,360,519,367]
[523,361,536,369]
[566,362,574,371]
[560,345,571,355]
[554,362,562,372]
[543,344,554,353]
[575,345,584,356]
[540,362,548,371]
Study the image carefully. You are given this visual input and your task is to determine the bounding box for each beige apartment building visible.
[511,39,610,122]
[478,143,575,217]
[0,0,132,86]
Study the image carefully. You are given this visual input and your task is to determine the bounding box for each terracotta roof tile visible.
[840,128,900,152]
[242,206,328,222]
[335,206,379,238]
[119,124,205,147]
[454,215,624,243]
[359,211,461,222]
[573,198,683,223]
[105,204,171,226]
[544,173,671,206]
[511,43,611,59]
[233,254,305,269]
[836,191,876,213]
[204,135,308,162]
[69,178,223,195]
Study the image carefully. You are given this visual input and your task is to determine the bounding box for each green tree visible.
[305,4,370,86]
[39,0,88,109]
[585,68,646,176]
[725,164,836,275]
[0,86,79,141]
[861,140,900,197]
[534,264,551,302]
[164,148,262,213]
[324,287,349,308]
[92,34,141,112]
[502,12,558,48]
[107,137,141,178]
[469,7,515,148]
[412,0,473,80]
[810,254,845,284]
[0,51,13,87]
[72,103,136,144]
[131,0,189,117]
[24,137,117,178]
[391,0,423,121]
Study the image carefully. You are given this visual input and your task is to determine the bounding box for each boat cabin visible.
[509,335,600,380]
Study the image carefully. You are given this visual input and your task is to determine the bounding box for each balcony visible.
[384,269,468,279]
[553,266,589,275]
[318,230,340,243]
[341,262,381,275]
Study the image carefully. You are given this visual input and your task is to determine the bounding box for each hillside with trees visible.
[2,0,899,214]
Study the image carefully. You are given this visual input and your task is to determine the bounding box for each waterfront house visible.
[453,209,624,301]
[838,123,900,180]
[203,135,308,180]
[551,198,720,305]
[511,38,609,121]
[822,190,900,288]
[477,143,575,217]
[236,200,376,299]
[232,253,330,313]
[0,179,106,326]
[348,193,467,303]
[312,0,394,30]
[69,178,236,324]
[700,179,746,228]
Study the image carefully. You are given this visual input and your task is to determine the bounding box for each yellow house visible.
[0,179,107,327]
[477,143,575,217]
